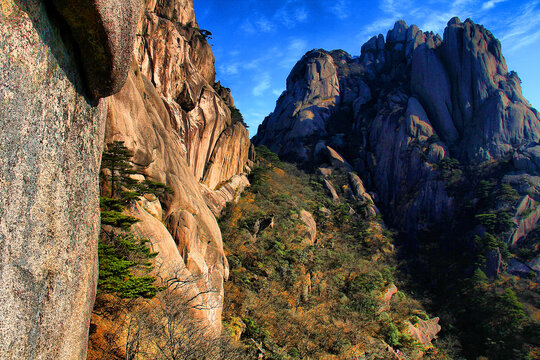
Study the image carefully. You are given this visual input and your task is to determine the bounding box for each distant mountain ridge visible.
[253,16,540,357]
[253,17,540,242]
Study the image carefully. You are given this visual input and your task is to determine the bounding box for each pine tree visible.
[101,141,138,199]
[97,141,172,299]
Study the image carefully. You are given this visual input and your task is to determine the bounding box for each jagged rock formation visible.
[103,0,252,332]
[253,18,540,247]
[50,0,142,98]
[0,0,138,358]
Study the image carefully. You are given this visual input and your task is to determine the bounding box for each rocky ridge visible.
[101,0,253,334]
[253,18,540,259]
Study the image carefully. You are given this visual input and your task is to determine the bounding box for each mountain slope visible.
[253,18,540,358]
[219,147,444,359]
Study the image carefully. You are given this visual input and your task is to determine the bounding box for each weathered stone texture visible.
[103,0,252,332]
[50,0,143,98]
[105,61,230,331]
[0,1,107,358]
[253,18,540,236]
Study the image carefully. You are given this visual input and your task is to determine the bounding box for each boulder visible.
[380,284,398,312]
[406,317,441,345]
[324,179,340,204]
[300,210,317,244]
[507,259,534,277]
[509,196,540,247]
[326,146,352,170]
[317,167,333,178]
[51,0,143,98]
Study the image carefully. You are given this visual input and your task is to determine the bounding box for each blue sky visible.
[193,0,540,135]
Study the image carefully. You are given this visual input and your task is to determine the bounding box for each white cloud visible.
[253,73,271,96]
[240,19,256,34]
[295,8,308,23]
[500,1,540,52]
[218,63,240,76]
[279,39,308,68]
[289,38,308,53]
[357,17,396,41]
[272,89,284,96]
[239,15,276,34]
[256,16,275,33]
[356,0,482,42]
[275,1,309,28]
[380,0,402,17]
[243,59,261,70]
[330,0,350,20]
[482,0,506,10]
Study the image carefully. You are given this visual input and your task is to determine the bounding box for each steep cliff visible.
[253,17,540,358]
[0,0,139,359]
[100,0,252,335]
[254,18,540,245]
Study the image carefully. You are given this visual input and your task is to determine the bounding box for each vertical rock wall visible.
[0,0,139,358]
[253,18,540,236]
[104,0,252,332]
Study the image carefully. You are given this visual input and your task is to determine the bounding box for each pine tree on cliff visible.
[98,141,172,298]
[101,140,172,204]
[101,140,138,199]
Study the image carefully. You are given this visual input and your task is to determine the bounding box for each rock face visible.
[407,317,442,346]
[104,0,252,332]
[253,18,540,243]
[0,0,136,358]
[50,0,143,98]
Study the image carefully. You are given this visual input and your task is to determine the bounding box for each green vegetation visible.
[98,233,158,298]
[408,158,540,359]
[97,141,171,299]
[219,147,443,359]
[229,105,249,128]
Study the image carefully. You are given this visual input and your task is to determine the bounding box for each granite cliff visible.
[254,18,540,260]
[0,0,251,358]
[0,0,140,358]
[95,0,252,341]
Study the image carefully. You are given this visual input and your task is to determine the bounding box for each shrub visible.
[98,234,159,298]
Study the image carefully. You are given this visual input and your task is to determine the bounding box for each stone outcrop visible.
[509,195,540,247]
[255,50,340,161]
[103,0,252,333]
[0,0,137,358]
[51,0,143,98]
[253,18,540,245]
[324,179,340,204]
[202,175,250,216]
[406,317,442,346]
[300,210,317,244]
